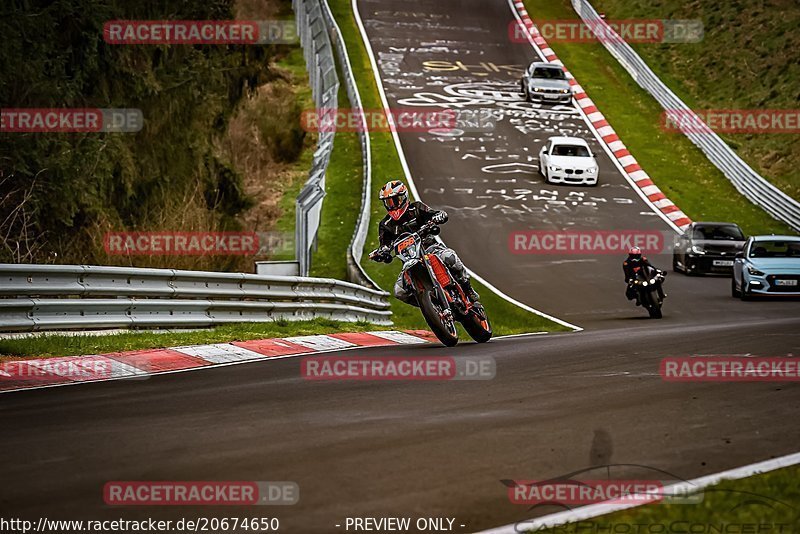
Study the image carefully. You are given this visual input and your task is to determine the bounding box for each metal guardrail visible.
[319,0,379,289]
[0,264,391,332]
[293,0,339,276]
[572,0,800,232]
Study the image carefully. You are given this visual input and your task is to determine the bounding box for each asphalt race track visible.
[1,1,799,533]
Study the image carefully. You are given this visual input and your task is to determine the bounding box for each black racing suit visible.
[623,255,665,302]
[376,201,471,306]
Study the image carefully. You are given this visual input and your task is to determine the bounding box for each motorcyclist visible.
[623,246,665,305]
[370,180,479,306]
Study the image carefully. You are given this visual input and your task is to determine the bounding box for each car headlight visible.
[747,265,765,276]
[586,166,597,173]
[690,245,705,255]
[549,165,562,172]
[560,89,570,94]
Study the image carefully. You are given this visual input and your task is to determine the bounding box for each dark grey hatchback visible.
[673,222,747,275]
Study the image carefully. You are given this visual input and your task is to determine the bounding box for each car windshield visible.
[692,225,744,241]
[552,144,590,157]
[532,67,566,80]
[748,240,800,258]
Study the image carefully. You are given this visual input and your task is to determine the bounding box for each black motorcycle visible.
[629,264,666,319]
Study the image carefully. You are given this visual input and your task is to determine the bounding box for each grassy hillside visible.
[593,0,800,201]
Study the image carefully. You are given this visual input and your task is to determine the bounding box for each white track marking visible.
[369,331,430,344]
[284,335,357,351]
[478,450,800,533]
[172,343,267,364]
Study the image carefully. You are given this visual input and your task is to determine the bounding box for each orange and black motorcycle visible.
[370,221,492,347]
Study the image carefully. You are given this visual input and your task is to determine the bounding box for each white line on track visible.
[477,450,800,533]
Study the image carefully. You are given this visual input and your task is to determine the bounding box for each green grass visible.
[522,0,794,237]
[533,465,800,533]
[327,0,572,336]
[592,0,800,203]
[308,69,364,280]
[270,47,318,262]
[0,318,386,360]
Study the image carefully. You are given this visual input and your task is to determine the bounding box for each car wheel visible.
[731,277,741,298]
[740,281,751,301]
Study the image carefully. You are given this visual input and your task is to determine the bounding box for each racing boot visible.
[458,277,480,302]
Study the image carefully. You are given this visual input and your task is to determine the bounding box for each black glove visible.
[432,211,447,224]
[369,246,392,263]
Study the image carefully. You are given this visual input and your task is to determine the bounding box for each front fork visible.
[404,257,452,314]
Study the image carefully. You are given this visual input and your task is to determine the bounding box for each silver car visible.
[521,62,572,104]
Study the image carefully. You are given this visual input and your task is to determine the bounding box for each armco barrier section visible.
[0,264,391,332]
[571,0,800,232]
[319,0,380,290]
[294,0,339,276]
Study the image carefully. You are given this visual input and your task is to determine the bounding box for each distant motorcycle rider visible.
[623,246,665,304]
[371,180,479,305]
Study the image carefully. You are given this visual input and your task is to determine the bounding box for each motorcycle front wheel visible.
[461,303,492,343]
[646,289,663,319]
[417,287,459,347]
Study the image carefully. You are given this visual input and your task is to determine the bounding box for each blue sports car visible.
[732,235,800,299]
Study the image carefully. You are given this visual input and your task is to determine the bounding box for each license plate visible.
[712,260,734,267]
[775,279,798,286]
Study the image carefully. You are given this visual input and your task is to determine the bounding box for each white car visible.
[538,136,599,186]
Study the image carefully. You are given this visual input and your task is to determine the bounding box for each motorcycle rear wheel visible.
[417,287,459,347]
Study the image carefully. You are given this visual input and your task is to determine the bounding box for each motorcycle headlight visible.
[650,278,656,284]
[642,281,649,286]
[690,245,705,255]
[747,265,765,276]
